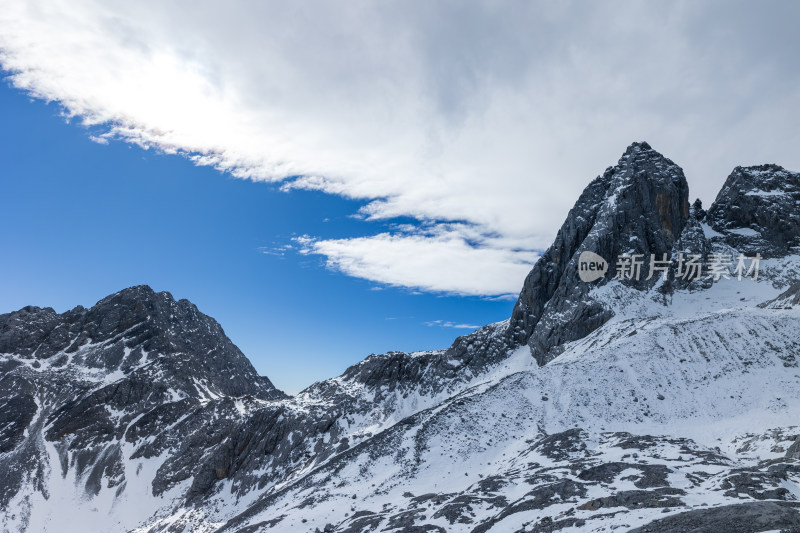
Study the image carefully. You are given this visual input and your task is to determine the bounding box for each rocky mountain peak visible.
[507,142,689,364]
[706,164,800,257]
[0,285,284,400]
[504,145,799,367]
[608,141,690,242]
[617,139,653,160]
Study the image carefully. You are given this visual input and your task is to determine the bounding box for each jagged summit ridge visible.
[507,141,690,363]
[707,164,800,257]
[446,141,799,370]
[0,285,286,524]
[0,284,284,399]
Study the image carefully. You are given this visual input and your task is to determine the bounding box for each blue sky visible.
[2,1,799,393]
[0,83,515,394]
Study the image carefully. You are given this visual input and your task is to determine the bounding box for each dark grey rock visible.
[719,463,795,500]
[0,376,37,454]
[0,285,286,513]
[761,282,800,309]
[509,141,690,364]
[628,501,800,533]
[432,494,506,525]
[335,511,385,533]
[667,199,713,292]
[577,462,670,489]
[578,487,684,511]
[531,428,588,461]
[787,437,800,460]
[471,479,587,533]
[707,164,800,257]
[0,285,283,399]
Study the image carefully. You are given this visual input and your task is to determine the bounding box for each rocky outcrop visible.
[706,164,800,257]
[787,437,800,460]
[628,501,800,533]
[508,141,690,364]
[0,286,286,511]
[0,285,283,400]
[760,281,800,309]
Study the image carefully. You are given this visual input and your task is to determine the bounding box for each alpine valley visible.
[2,142,800,533]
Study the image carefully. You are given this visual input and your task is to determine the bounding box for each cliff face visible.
[507,141,690,363]
[706,164,800,258]
[0,286,284,516]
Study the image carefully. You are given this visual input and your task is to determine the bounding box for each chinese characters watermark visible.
[578,251,761,282]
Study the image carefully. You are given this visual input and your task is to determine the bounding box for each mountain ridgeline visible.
[2,142,800,533]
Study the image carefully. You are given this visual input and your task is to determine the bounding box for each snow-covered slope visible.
[137,270,800,533]
[2,142,799,533]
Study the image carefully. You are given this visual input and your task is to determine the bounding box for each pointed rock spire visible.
[509,142,690,363]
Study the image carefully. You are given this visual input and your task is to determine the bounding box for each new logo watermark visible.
[577,252,761,282]
[578,251,609,282]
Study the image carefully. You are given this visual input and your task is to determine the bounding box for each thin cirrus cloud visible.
[1,1,799,296]
[425,320,481,330]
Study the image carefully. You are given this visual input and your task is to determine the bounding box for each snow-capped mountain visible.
[2,142,799,533]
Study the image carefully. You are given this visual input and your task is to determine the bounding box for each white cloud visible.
[88,135,110,145]
[2,1,799,295]
[258,244,296,258]
[295,232,537,297]
[425,320,481,330]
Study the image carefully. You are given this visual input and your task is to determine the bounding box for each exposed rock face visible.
[787,437,800,460]
[707,164,800,257]
[667,199,713,292]
[628,501,800,533]
[508,141,690,363]
[335,318,513,394]
[0,286,284,513]
[0,285,282,400]
[760,282,800,309]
